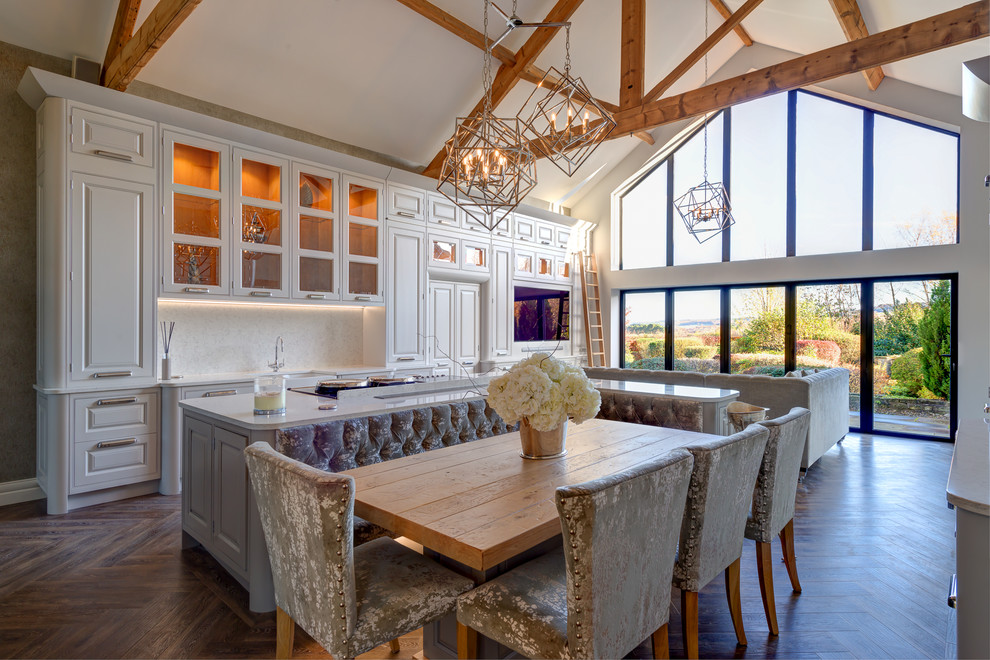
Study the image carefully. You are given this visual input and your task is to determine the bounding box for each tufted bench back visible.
[596,391,704,432]
[275,399,518,473]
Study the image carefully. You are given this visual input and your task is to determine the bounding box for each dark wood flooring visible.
[0,433,956,659]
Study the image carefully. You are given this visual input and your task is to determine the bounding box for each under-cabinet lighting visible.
[157,298,366,311]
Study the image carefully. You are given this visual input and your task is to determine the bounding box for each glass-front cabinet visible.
[292,163,339,301]
[163,131,229,295]
[342,174,384,303]
[234,148,289,298]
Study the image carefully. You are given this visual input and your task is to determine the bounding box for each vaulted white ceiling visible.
[0,0,985,207]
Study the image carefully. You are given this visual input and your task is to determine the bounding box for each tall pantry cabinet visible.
[35,98,161,514]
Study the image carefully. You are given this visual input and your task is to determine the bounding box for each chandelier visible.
[517,29,615,176]
[674,1,734,244]
[437,0,537,232]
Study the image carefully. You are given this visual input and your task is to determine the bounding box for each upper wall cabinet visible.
[292,162,340,301]
[427,192,460,228]
[162,131,230,297]
[342,174,384,303]
[70,106,155,169]
[387,183,425,223]
[234,149,290,299]
[514,214,536,243]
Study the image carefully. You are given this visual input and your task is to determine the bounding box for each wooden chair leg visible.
[756,541,779,635]
[779,518,802,593]
[725,558,747,647]
[276,607,295,660]
[652,622,669,659]
[457,621,478,659]
[680,590,699,659]
[388,638,401,654]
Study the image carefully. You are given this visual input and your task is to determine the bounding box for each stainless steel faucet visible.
[269,336,285,372]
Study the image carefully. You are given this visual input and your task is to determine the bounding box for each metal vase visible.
[519,417,568,459]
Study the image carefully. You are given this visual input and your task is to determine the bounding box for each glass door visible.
[870,279,953,439]
[292,163,339,301]
[342,174,383,303]
[234,149,289,298]
[163,132,228,295]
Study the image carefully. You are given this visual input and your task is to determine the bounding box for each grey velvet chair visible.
[456,449,695,660]
[674,425,770,659]
[747,407,812,635]
[243,442,474,660]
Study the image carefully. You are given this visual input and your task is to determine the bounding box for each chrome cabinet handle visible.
[396,211,415,218]
[96,396,137,406]
[462,361,475,366]
[93,371,132,379]
[184,287,208,293]
[203,390,236,397]
[250,291,272,297]
[396,357,415,362]
[495,351,508,356]
[355,296,372,301]
[307,293,326,300]
[94,149,134,162]
[97,438,136,449]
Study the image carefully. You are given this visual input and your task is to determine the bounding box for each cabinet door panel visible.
[429,283,455,368]
[387,227,426,363]
[455,283,481,371]
[213,427,248,572]
[70,174,154,381]
[491,245,513,359]
[183,416,213,543]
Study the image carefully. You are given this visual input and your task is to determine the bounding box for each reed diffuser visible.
[160,321,175,379]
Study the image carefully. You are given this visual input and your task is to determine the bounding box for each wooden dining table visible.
[341,417,717,658]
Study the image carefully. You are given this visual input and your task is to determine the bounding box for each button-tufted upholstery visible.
[456,449,695,660]
[746,407,811,635]
[596,391,704,432]
[243,442,474,660]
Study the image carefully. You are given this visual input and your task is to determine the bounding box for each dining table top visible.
[341,418,717,572]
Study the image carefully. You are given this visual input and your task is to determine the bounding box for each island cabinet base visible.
[956,506,989,658]
[181,411,277,612]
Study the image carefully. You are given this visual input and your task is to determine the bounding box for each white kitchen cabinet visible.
[428,282,455,374]
[488,242,513,360]
[535,222,555,247]
[454,283,481,374]
[162,130,230,297]
[342,174,384,303]
[292,162,340,301]
[69,105,155,168]
[69,172,156,382]
[514,214,536,243]
[514,248,535,279]
[535,252,556,280]
[386,225,427,366]
[490,210,513,239]
[555,225,572,250]
[460,209,489,233]
[427,192,460,228]
[233,148,290,299]
[387,183,425,223]
[555,254,573,283]
[428,232,460,271]
[461,237,489,273]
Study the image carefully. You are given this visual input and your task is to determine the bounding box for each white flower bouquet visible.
[487,353,601,432]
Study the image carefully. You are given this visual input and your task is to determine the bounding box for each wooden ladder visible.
[579,252,606,367]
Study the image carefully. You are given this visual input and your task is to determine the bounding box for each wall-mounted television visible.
[514,286,570,342]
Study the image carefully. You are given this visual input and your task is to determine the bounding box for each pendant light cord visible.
[483,0,493,116]
[702,0,709,182]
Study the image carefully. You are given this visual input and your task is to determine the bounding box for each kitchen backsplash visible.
[157,301,366,375]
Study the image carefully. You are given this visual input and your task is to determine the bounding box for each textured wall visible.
[0,42,69,483]
[158,301,366,375]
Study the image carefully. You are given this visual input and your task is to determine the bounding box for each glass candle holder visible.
[254,374,287,415]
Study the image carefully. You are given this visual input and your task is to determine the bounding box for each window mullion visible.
[786,91,797,258]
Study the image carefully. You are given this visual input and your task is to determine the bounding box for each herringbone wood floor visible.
[0,433,956,659]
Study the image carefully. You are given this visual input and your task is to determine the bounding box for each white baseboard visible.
[0,478,45,507]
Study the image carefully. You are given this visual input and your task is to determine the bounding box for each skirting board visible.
[0,478,44,507]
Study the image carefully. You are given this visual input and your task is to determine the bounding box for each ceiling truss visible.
[102,0,201,91]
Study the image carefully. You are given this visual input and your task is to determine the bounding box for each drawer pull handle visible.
[435,362,449,367]
[97,438,137,449]
[396,357,415,362]
[184,287,209,293]
[96,396,137,406]
[355,296,372,301]
[204,390,236,397]
[307,293,326,300]
[462,361,475,366]
[250,291,273,297]
[94,149,134,162]
[93,371,132,379]
[496,351,508,356]
[396,211,415,218]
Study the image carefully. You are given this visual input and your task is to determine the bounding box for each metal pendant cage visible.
[437,110,537,231]
[517,66,616,177]
[673,180,735,244]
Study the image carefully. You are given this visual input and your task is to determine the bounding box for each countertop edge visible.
[946,418,990,517]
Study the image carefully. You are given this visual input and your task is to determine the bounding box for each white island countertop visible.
[591,379,739,402]
[947,418,990,516]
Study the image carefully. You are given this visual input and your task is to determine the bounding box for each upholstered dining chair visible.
[243,442,474,660]
[456,449,695,660]
[747,407,812,635]
[674,425,770,659]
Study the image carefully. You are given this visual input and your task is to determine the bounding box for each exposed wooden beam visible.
[620,0,645,108]
[393,0,517,67]
[422,0,584,178]
[708,0,754,46]
[827,0,885,90]
[102,0,202,91]
[644,0,764,104]
[612,2,988,136]
[633,131,655,145]
[101,0,142,84]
